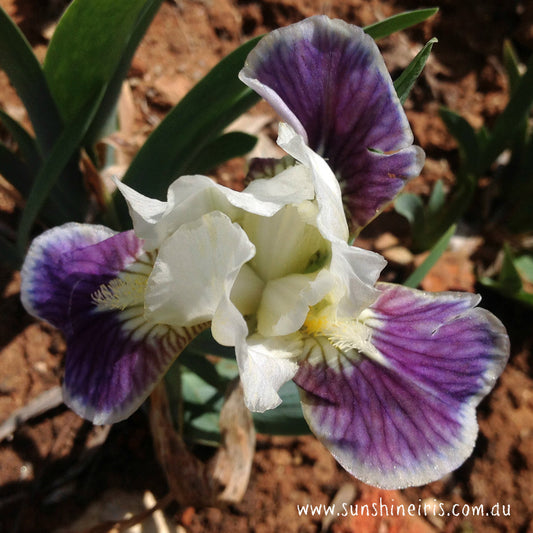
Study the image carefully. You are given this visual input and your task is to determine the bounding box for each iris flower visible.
[20,16,509,489]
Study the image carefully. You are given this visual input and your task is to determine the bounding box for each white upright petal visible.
[257,270,333,337]
[145,211,255,327]
[242,202,328,282]
[277,123,349,243]
[115,179,168,251]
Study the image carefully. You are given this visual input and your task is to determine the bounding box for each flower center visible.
[91,253,154,312]
[302,307,387,366]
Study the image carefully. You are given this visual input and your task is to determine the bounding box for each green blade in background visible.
[403,224,456,288]
[183,131,257,175]
[480,53,533,172]
[0,143,33,196]
[0,109,41,173]
[115,36,262,226]
[439,107,480,174]
[17,87,107,254]
[0,6,63,155]
[44,0,161,129]
[394,38,437,104]
[364,8,439,40]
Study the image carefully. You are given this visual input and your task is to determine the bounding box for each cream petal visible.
[330,241,387,317]
[239,333,303,412]
[230,264,266,317]
[145,211,255,327]
[241,202,329,282]
[277,123,349,243]
[257,270,334,337]
[118,164,316,251]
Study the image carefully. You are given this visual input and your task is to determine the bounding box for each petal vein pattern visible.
[294,283,509,489]
[239,15,425,231]
[21,223,208,424]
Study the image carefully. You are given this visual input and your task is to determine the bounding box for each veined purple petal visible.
[20,223,206,424]
[239,16,424,230]
[21,223,117,329]
[294,284,509,489]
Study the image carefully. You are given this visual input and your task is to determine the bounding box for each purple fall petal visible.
[239,15,424,230]
[20,223,205,425]
[294,284,509,489]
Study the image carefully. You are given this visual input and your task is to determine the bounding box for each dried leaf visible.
[210,379,256,503]
[149,382,214,507]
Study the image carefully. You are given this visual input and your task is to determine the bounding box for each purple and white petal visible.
[20,223,206,425]
[294,284,509,489]
[20,222,117,328]
[239,15,425,230]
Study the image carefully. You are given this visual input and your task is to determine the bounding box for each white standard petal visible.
[118,164,315,251]
[276,123,349,243]
[257,269,334,337]
[114,179,168,251]
[145,211,255,327]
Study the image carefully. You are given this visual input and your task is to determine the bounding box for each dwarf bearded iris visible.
[20,16,509,489]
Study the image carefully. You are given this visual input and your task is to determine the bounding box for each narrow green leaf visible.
[394,38,437,104]
[17,87,106,253]
[427,179,446,215]
[0,6,63,154]
[115,36,263,226]
[480,53,533,172]
[44,0,159,126]
[514,254,533,284]
[394,192,424,226]
[498,244,523,293]
[0,109,41,172]
[503,40,521,93]
[183,131,257,175]
[83,0,164,146]
[480,246,533,307]
[403,224,456,288]
[439,107,480,173]
[364,8,439,40]
[0,143,33,195]
[0,233,21,268]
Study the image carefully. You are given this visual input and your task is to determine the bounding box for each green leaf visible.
[364,8,439,40]
[0,233,21,268]
[514,254,533,284]
[394,37,437,104]
[480,53,533,172]
[503,40,521,93]
[394,192,424,226]
[427,179,446,215]
[83,0,164,147]
[403,224,456,288]
[115,36,263,226]
[439,107,480,173]
[252,381,310,436]
[17,87,107,253]
[498,244,523,293]
[183,131,257,175]
[44,0,160,128]
[0,6,63,154]
[0,109,41,172]
[0,142,33,196]
[480,245,533,307]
